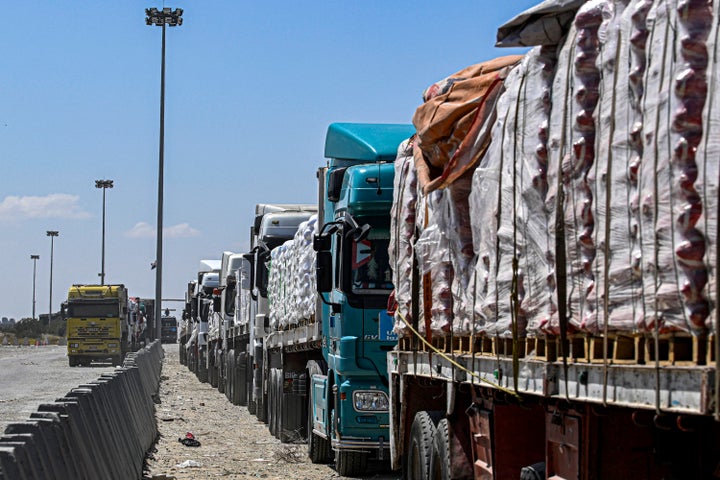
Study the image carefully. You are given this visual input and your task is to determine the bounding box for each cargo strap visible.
[395,310,520,399]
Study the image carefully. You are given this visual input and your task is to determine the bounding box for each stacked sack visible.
[268,215,319,329]
[390,0,718,339]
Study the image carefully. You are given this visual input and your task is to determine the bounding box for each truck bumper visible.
[332,435,389,459]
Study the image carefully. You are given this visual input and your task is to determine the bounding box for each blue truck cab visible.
[311,123,414,474]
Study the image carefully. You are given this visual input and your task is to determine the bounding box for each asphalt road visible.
[0,344,117,433]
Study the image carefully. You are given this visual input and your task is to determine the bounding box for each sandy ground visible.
[144,344,400,480]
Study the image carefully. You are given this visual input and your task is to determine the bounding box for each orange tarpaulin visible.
[412,55,523,193]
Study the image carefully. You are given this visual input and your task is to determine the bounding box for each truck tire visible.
[68,356,78,367]
[256,396,265,422]
[403,411,437,480]
[111,355,123,367]
[307,393,331,463]
[226,349,235,402]
[430,418,451,480]
[276,370,287,441]
[268,369,278,437]
[520,463,546,480]
[236,352,248,406]
[335,450,368,477]
[197,349,208,383]
[209,349,218,388]
[217,349,226,394]
[188,347,196,372]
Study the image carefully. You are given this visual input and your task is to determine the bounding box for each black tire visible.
[276,370,287,441]
[225,349,234,402]
[236,352,248,406]
[307,391,331,463]
[188,347,196,372]
[111,355,123,367]
[68,356,78,367]
[197,349,208,383]
[217,349,226,393]
[256,396,266,422]
[404,411,437,480]
[430,418,451,480]
[269,370,278,437]
[335,450,368,477]
[209,349,218,388]
[520,462,546,480]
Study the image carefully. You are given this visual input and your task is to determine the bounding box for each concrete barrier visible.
[0,341,164,480]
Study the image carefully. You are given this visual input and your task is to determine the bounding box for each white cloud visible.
[125,222,200,239]
[165,223,201,238]
[125,222,156,238]
[0,194,91,221]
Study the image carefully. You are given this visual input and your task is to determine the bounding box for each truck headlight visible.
[353,391,389,412]
[107,343,118,348]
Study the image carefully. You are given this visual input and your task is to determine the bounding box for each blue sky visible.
[0,1,537,321]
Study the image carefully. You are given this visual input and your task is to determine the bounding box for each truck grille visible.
[76,325,112,337]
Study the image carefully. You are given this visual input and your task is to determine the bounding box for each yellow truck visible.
[64,284,130,366]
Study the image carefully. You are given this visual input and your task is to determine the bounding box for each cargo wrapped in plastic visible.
[267,215,318,330]
[392,0,718,340]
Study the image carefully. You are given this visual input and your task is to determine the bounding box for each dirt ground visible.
[144,344,400,480]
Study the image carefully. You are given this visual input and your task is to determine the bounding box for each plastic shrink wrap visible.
[267,216,318,330]
[390,139,419,335]
[392,0,718,340]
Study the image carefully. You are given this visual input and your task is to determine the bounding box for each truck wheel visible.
[256,396,266,422]
[68,356,77,367]
[268,369,278,437]
[276,370,286,441]
[307,395,331,463]
[403,411,437,480]
[197,350,208,383]
[236,352,248,406]
[188,348,196,372]
[430,418,451,480]
[209,350,218,388]
[217,349,226,393]
[111,355,123,367]
[520,462,546,480]
[226,349,235,402]
[335,450,368,477]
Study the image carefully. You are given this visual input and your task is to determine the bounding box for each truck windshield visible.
[351,236,392,294]
[67,302,119,318]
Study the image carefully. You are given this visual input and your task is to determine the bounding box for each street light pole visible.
[46,231,59,324]
[30,255,40,320]
[95,179,114,285]
[146,7,183,341]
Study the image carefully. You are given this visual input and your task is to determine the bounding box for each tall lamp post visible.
[46,231,59,324]
[95,179,114,285]
[30,255,40,320]
[146,7,183,340]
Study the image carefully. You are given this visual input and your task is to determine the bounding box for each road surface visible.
[0,344,117,432]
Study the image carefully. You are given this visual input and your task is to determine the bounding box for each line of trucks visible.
[63,284,177,367]
[178,1,720,478]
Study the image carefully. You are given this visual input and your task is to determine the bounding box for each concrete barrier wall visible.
[0,341,164,480]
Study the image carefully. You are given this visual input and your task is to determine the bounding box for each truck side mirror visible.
[213,295,222,313]
[316,251,333,293]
